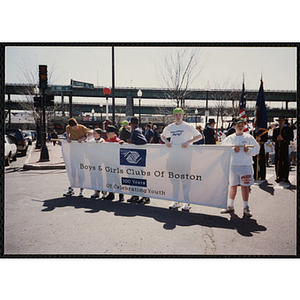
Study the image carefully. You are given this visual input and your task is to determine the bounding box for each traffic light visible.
[39,65,47,90]
[46,95,54,106]
[34,96,42,108]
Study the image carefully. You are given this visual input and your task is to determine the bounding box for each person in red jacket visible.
[103,125,124,201]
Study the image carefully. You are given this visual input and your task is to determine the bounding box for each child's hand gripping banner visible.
[61,141,232,209]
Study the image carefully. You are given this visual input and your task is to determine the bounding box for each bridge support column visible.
[126,96,133,117]
[7,94,11,127]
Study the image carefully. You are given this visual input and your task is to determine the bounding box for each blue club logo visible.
[120,148,146,167]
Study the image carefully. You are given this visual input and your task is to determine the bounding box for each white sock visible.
[243,201,248,208]
[228,199,234,207]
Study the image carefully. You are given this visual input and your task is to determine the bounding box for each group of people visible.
[61,108,295,218]
[47,129,58,146]
[201,116,295,185]
[63,116,151,204]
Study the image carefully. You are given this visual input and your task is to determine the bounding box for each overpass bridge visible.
[5,99,297,120]
[5,83,297,105]
[5,84,297,124]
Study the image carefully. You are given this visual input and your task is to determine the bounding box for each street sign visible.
[51,86,71,91]
[72,80,94,89]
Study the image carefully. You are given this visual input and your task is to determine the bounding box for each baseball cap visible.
[105,125,117,133]
[173,108,184,115]
[235,117,246,124]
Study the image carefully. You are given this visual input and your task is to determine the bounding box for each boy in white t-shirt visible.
[221,118,259,217]
[161,108,203,211]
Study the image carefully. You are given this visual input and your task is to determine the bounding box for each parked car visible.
[22,130,35,145]
[5,128,29,156]
[5,135,17,166]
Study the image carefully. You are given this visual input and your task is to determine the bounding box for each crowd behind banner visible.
[57,114,295,190]
[50,115,297,185]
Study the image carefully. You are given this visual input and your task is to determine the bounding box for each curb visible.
[23,143,65,170]
[23,164,65,170]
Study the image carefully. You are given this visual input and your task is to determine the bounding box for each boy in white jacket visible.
[221,118,259,217]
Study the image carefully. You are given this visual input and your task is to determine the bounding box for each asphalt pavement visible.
[3,141,298,256]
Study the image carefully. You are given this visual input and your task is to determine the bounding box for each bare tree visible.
[154,105,175,126]
[14,58,66,125]
[156,47,205,108]
[15,56,64,87]
[211,98,228,129]
[210,78,240,128]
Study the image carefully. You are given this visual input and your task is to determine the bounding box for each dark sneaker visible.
[91,191,100,198]
[119,194,124,202]
[63,187,74,196]
[220,206,235,214]
[78,188,84,197]
[128,196,139,202]
[139,197,150,204]
[103,192,115,200]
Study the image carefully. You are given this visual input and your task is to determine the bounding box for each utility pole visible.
[69,79,73,118]
[39,65,49,161]
[112,46,115,125]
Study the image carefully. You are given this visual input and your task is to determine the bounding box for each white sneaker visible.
[220,206,235,214]
[102,191,107,197]
[169,202,181,209]
[182,204,191,211]
[243,206,252,217]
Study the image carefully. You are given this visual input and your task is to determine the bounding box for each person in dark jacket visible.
[145,124,154,143]
[203,119,216,144]
[272,116,294,183]
[153,127,160,144]
[51,129,58,146]
[250,119,268,180]
[119,120,131,142]
[126,117,150,204]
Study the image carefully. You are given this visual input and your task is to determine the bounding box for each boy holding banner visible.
[102,125,124,201]
[221,118,259,217]
[126,117,151,204]
[89,128,106,199]
[161,108,203,211]
[63,118,93,197]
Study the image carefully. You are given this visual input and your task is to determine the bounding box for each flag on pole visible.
[254,79,268,137]
[239,82,248,132]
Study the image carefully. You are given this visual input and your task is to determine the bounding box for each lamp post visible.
[103,87,111,121]
[195,109,198,127]
[137,89,142,125]
[99,103,103,125]
[91,108,95,128]
[34,86,42,149]
[205,81,210,125]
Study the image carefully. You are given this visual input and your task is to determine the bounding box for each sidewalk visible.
[23,141,65,170]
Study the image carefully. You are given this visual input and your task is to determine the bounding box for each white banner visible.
[61,141,232,209]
